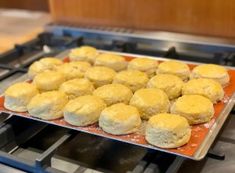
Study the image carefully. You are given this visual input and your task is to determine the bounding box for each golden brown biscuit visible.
[33,71,66,92]
[182,78,224,103]
[171,95,214,124]
[113,70,149,92]
[28,57,63,79]
[191,64,230,86]
[64,95,106,126]
[95,53,127,71]
[4,82,39,112]
[58,61,91,80]
[128,58,158,77]
[59,78,95,99]
[147,74,183,99]
[130,88,170,120]
[93,84,133,106]
[146,113,191,148]
[157,60,190,80]
[99,103,141,135]
[85,66,116,88]
[69,46,98,64]
[27,91,68,120]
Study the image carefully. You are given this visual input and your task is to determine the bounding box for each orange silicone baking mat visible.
[0,54,235,160]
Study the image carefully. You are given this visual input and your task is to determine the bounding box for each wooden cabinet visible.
[49,0,235,38]
[0,0,49,11]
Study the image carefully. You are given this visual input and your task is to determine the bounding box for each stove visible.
[0,25,235,173]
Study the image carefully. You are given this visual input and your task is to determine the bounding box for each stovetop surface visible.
[0,28,235,173]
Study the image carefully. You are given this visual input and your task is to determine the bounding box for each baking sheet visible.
[0,51,235,160]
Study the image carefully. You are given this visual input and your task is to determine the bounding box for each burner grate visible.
[49,25,235,66]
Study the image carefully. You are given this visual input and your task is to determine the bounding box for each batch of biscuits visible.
[3,46,230,149]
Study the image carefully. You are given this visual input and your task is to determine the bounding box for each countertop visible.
[0,9,50,53]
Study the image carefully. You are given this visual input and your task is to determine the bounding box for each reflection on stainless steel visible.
[47,24,235,52]
[3,51,40,68]
[0,163,26,173]
[0,69,9,77]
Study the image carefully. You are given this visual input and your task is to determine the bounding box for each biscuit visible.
[147,74,183,99]
[93,84,133,106]
[69,46,98,64]
[33,71,66,92]
[145,113,191,148]
[130,88,170,120]
[85,66,116,88]
[113,70,149,92]
[59,78,94,99]
[99,103,141,135]
[128,58,158,77]
[171,95,214,124]
[28,57,63,79]
[58,61,91,80]
[157,60,190,80]
[182,78,224,103]
[64,95,106,126]
[27,91,68,120]
[4,82,39,112]
[95,53,127,71]
[191,64,230,86]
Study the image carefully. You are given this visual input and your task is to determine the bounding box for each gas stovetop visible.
[0,25,235,173]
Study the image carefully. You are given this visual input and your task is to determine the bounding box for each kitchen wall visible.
[49,0,235,38]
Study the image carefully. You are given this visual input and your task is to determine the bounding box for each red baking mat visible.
[0,56,235,158]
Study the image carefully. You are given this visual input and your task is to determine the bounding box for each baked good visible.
[69,46,98,64]
[128,58,158,77]
[4,82,39,112]
[147,74,183,99]
[33,71,66,92]
[157,60,190,80]
[129,88,170,120]
[59,78,95,99]
[85,66,116,88]
[171,95,214,124]
[64,95,106,126]
[145,113,191,148]
[113,70,149,92]
[27,91,68,120]
[93,84,133,106]
[28,57,63,79]
[182,78,224,103]
[58,61,91,80]
[95,53,127,71]
[99,103,141,135]
[191,64,230,86]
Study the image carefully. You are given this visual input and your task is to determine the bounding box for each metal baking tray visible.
[0,50,235,161]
